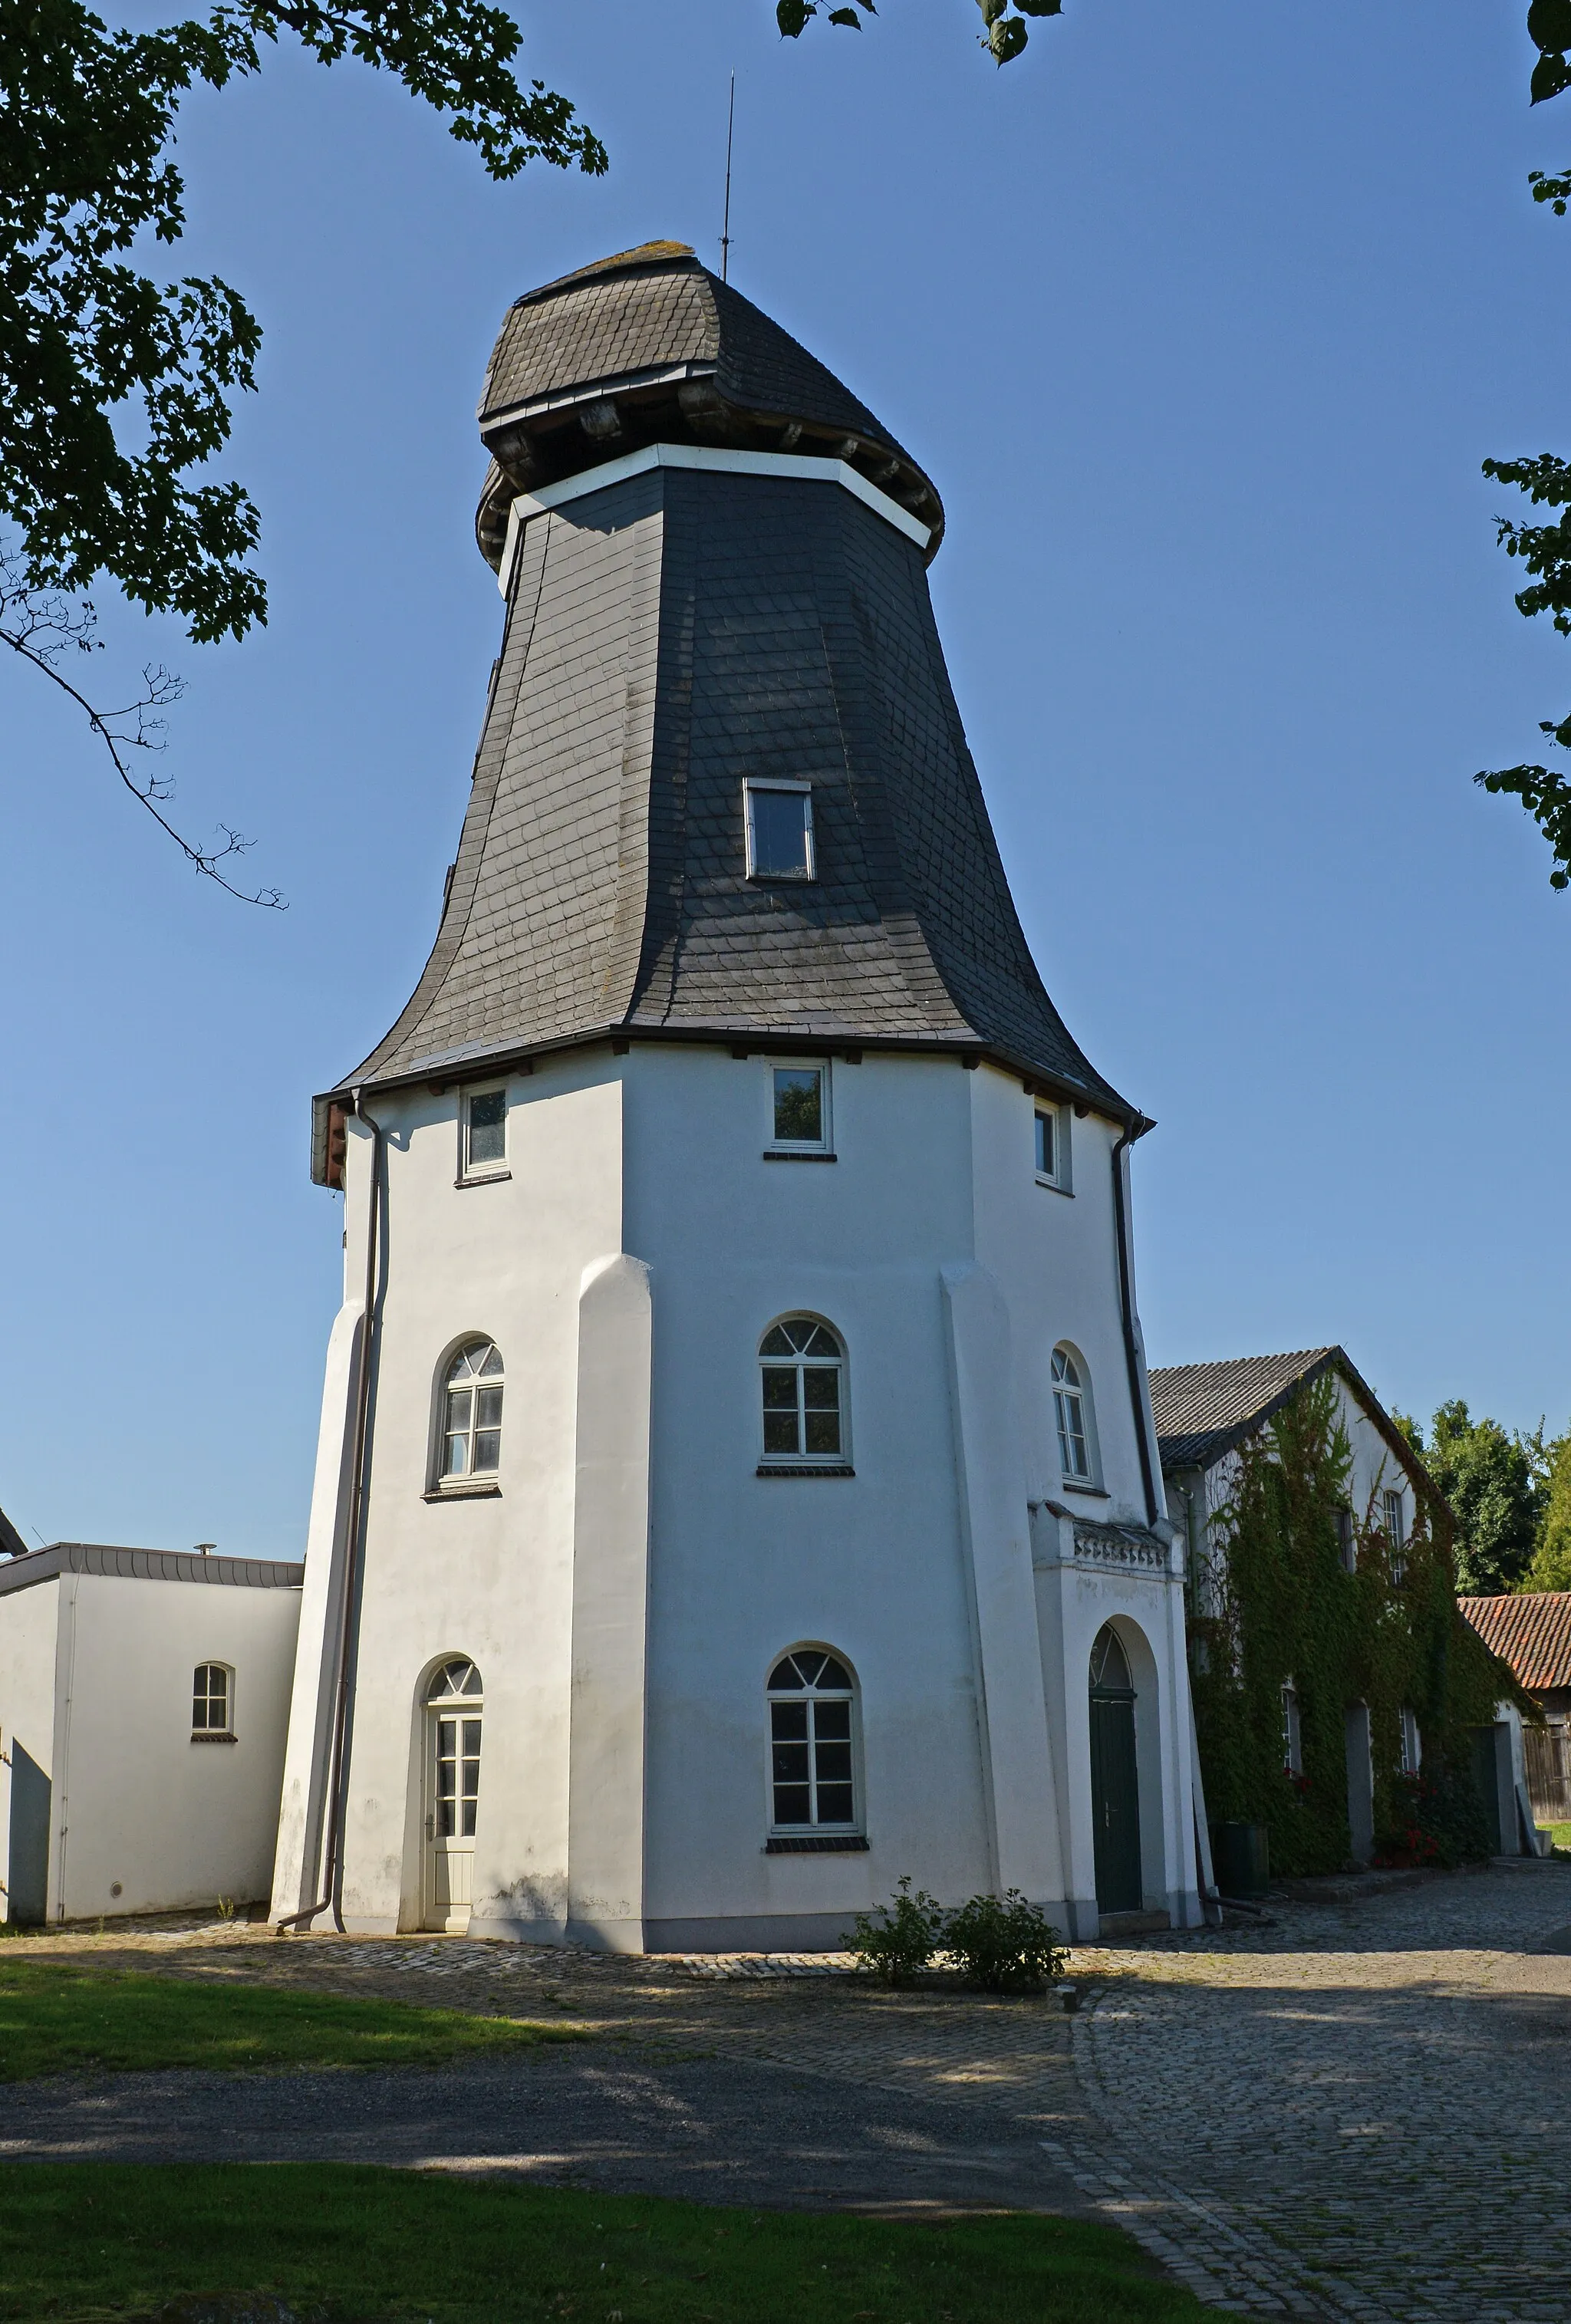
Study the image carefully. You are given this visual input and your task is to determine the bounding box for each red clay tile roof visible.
[1457,1592,1571,1692]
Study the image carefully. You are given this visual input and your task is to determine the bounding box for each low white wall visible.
[0,1578,61,1925]
[58,1573,300,1918]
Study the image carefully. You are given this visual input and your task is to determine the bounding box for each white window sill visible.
[423,1482,502,1502]
[454,1170,512,1189]
[1034,1174,1072,1196]
[1060,1480,1109,1499]
[763,1149,836,1163]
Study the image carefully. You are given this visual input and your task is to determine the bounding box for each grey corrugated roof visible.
[1150,1349,1344,1470]
[336,460,1129,1119]
[1149,1347,1438,1515]
[0,1542,303,1597]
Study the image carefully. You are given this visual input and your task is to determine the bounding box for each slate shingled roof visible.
[473,243,942,568]
[318,257,1132,1149]
[1459,1592,1571,1694]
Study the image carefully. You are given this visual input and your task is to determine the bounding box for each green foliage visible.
[0,0,604,648]
[845,1875,946,1983]
[1424,1399,1543,1595]
[0,1960,581,2080]
[777,0,1059,71]
[845,1882,1067,1990]
[1521,1424,1571,1588]
[1189,1371,1510,1878]
[0,2164,1214,2324]
[941,1888,1067,1990]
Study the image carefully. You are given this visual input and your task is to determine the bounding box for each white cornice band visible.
[497,440,932,595]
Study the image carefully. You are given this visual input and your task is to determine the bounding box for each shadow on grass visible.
[0,2164,1223,2322]
[0,1964,583,2082]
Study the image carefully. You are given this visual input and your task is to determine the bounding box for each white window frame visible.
[765,1648,862,1835]
[1398,1706,1421,1776]
[458,1082,509,1184]
[192,1661,235,1741]
[1384,1487,1407,1585]
[1052,1342,1101,1490]
[1281,1680,1303,1776]
[743,778,816,883]
[1033,1100,1072,1192]
[432,1338,506,1490]
[766,1058,832,1154]
[758,1315,851,1470]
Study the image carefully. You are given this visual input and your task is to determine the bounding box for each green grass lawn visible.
[0,1961,582,2082]
[0,2164,1221,2322]
[1543,1821,1571,1858]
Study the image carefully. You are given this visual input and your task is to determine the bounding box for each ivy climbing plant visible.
[1187,1371,1522,1877]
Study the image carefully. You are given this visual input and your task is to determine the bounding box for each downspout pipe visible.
[276,1088,385,1933]
[1112,1114,1160,1529]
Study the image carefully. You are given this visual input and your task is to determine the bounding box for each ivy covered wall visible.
[1183,1371,1517,1876]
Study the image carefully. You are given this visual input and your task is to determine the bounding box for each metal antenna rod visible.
[720,71,736,282]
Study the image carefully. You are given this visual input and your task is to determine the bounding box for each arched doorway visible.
[423,1658,482,1931]
[1089,1625,1142,1915]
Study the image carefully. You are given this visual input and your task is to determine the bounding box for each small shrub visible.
[845,1877,944,1984]
[942,1888,1067,1992]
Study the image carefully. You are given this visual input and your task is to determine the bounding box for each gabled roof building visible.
[274,245,1200,1949]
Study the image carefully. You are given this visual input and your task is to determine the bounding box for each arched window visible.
[1052,1345,1096,1483]
[767,1649,858,1830]
[192,1662,233,1739]
[759,1318,847,1464]
[440,1341,503,1481]
[1089,1627,1131,1695]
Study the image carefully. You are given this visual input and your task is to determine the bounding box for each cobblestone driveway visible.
[8,1858,1571,2322]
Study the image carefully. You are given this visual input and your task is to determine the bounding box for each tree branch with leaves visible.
[1,0,604,897]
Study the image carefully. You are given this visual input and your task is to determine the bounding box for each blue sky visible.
[3,0,1569,1558]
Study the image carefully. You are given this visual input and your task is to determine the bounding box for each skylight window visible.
[744,780,815,881]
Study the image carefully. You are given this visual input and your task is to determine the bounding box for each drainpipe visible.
[276,1088,385,1934]
[1111,1115,1160,1528]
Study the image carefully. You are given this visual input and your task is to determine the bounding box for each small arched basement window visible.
[1052,1345,1096,1483]
[759,1318,847,1465]
[440,1341,504,1481]
[767,1649,858,1832]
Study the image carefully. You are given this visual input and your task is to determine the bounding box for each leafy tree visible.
[2,0,604,893]
[1423,1399,1544,1596]
[1476,0,1571,882]
[1521,1424,1571,1588]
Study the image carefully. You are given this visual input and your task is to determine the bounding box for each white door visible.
[423,1660,482,1931]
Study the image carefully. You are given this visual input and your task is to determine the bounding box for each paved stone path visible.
[8,1857,1571,2320]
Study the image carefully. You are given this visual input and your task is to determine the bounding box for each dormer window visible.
[744,780,815,881]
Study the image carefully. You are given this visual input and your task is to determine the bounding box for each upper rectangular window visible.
[744,780,815,881]
[463,1087,508,1177]
[1384,1489,1407,1585]
[770,1062,830,1150]
[1033,1101,1071,1191]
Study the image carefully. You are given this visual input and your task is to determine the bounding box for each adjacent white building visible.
[272,242,1202,1950]
[0,1544,301,1925]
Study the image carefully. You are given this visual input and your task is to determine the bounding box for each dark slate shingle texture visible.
[347,462,1127,1116]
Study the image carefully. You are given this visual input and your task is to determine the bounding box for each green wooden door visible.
[1089,1625,1142,1914]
